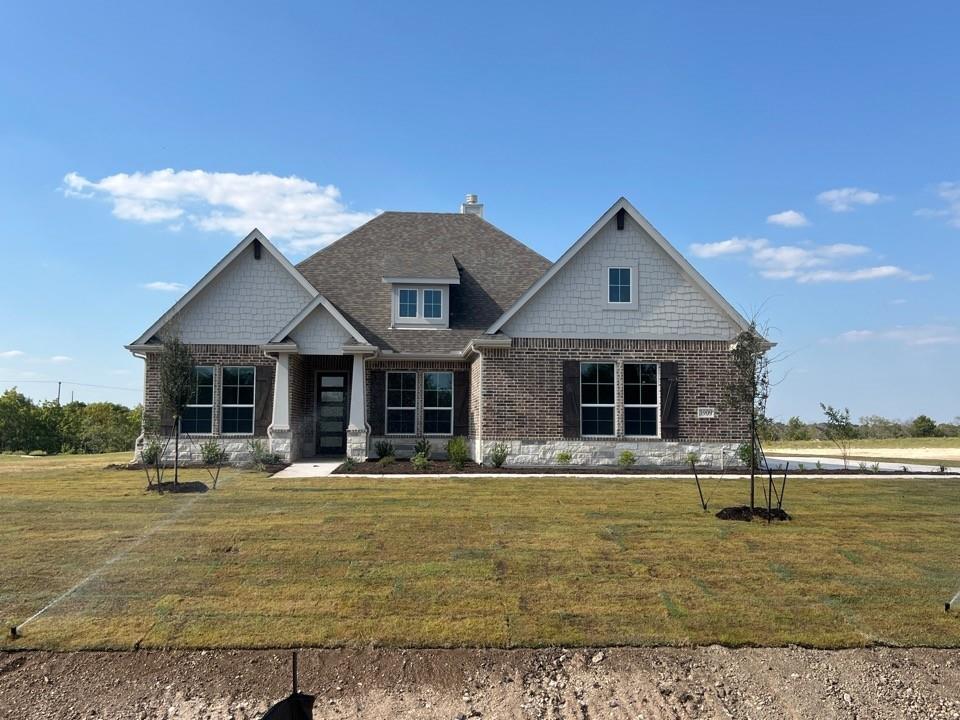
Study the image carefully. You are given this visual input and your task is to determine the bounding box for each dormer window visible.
[423,289,442,319]
[398,288,418,318]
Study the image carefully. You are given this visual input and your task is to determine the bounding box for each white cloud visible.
[689,236,768,258]
[143,281,186,292]
[915,181,960,229]
[817,187,889,212]
[50,355,72,363]
[0,350,25,358]
[833,325,960,346]
[64,169,379,253]
[766,209,809,227]
[691,236,926,283]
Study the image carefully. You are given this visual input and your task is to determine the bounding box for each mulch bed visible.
[716,505,792,522]
[334,460,956,476]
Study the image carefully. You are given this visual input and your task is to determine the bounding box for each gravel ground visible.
[2,646,959,719]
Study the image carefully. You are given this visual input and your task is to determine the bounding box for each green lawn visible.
[1,453,959,650]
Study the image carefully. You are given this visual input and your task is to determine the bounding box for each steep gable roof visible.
[296,212,551,353]
[486,197,752,336]
[127,229,318,348]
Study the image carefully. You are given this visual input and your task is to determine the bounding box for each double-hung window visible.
[182,366,214,434]
[423,289,442,319]
[398,289,418,318]
[423,371,453,435]
[624,363,658,437]
[608,267,632,303]
[221,366,255,434]
[580,362,615,436]
[386,371,416,434]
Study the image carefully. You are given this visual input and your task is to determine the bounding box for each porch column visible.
[346,352,368,459]
[268,352,293,462]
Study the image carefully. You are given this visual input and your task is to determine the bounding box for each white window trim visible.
[220,365,256,436]
[623,362,661,439]
[385,370,418,436]
[422,371,454,437]
[183,365,215,436]
[391,284,449,328]
[606,266,633,305]
[579,361,616,437]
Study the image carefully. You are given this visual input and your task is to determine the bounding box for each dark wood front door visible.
[315,372,348,455]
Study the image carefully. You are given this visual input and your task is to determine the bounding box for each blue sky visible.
[1,2,958,421]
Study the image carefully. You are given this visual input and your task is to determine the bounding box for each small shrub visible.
[489,442,509,468]
[247,439,281,470]
[140,440,161,466]
[618,450,636,468]
[815,460,823,471]
[446,436,470,470]
[902,465,908,473]
[200,439,228,466]
[411,452,429,472]
[858,462,868,472]
[736,442,755,468]
[556,451,572,465]
[797,463,805,472]
[341,457,357,472]
[686,451,700,467]
[871,462,881,473]
[374,440,395,459]
[28,449,48,457]
[378,455,395,467]
[413,438,432,459]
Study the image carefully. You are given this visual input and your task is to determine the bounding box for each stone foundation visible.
[478,439,743,468]
[346,428,368,460]
[133,434,281,466]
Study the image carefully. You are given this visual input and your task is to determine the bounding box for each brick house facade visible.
[127,197,759,468]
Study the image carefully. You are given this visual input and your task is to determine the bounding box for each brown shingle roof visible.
[296,212,551,353]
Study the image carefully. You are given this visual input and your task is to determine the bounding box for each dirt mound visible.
[716,505,792,522]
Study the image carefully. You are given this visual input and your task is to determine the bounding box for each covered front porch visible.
[267,350,371,462]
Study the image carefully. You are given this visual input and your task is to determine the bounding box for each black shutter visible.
[159,405,175,436]
[368,370,386,436]
[660,361,679,440]
[453,370,470,437]
[254,365,275,436]
[562,360,581,438]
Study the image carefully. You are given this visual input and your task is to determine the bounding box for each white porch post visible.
[268,352,293,461]
[346,352,368,459]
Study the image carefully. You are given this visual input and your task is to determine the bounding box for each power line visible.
[0,379,140,392]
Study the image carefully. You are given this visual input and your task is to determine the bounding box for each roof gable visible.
[487,198,751,338]
[269,295,367,348]
[129,229,318,347]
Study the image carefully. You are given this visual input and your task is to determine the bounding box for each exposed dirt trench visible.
[2,646,960,719]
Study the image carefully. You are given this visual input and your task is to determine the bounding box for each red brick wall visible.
[479,338,749,442]
[142,344,275,436]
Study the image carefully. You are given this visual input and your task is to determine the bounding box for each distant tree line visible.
[0,388,142,455]
[759,412,960,442]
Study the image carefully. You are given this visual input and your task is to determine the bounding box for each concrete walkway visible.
[766,454,960,474]
[271,458,343,478]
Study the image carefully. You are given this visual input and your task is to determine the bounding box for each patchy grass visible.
[1,453,959,651]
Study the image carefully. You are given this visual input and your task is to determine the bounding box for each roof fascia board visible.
[129,229,318,346]
[381,276,461,285]
[486,198,751,335]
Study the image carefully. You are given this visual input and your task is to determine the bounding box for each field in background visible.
[767,438,960,466]
[1,453,959,651]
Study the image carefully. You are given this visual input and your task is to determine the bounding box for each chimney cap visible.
[460,193,484,218]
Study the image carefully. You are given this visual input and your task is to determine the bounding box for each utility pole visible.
[56,381,61,405]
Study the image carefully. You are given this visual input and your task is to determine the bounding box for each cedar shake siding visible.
[479,338,749,443]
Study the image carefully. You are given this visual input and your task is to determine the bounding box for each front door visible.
[315,372,348,455]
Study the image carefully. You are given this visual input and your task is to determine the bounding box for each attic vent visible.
[253,239,261,259]
[616,208,626,231]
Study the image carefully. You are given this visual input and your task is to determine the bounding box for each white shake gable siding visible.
[163,241,314,344]
[501,212,740,339]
